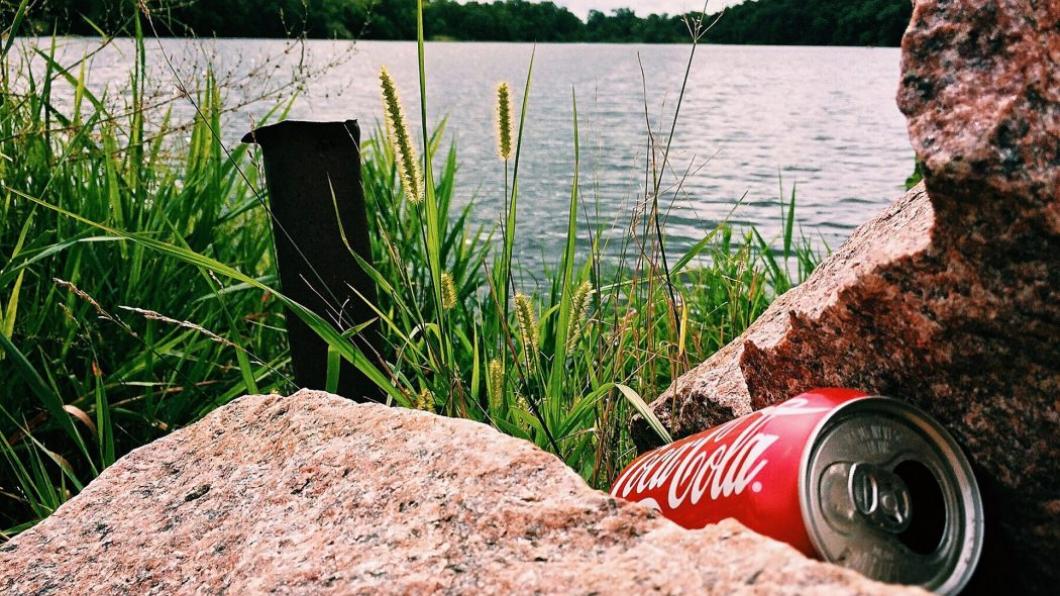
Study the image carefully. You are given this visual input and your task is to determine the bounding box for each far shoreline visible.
[10,36,900,50]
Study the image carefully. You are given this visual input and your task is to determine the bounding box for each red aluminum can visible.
[611,388,984,594]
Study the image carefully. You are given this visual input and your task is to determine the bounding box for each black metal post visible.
[242,120,380,401]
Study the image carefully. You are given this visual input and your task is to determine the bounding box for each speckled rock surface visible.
[0,390,912,595]
[635,184,937,444]
[898,0,1059,212]
[637,1,1059,592]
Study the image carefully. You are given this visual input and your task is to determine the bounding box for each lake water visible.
[18,39,914,265]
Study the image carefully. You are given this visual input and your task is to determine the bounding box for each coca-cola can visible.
[611,388,984,594]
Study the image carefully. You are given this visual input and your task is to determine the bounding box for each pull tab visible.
[849,462,912,533]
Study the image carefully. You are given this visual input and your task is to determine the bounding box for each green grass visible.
[0,3,817,535]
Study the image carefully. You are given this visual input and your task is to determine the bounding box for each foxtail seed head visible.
[379,67,422,205]
[495,82,513,160]
[488,358,504,406]
[414,387,434,412]
[514,293,538,351]
[515,392,531,413]
[441,272,458,311]
[566,280,592,351]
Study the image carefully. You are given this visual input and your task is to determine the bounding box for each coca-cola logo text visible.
[611,398,828,509]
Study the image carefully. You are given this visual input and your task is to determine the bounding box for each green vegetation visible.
[0,2,817,534]
[15,0,912,46]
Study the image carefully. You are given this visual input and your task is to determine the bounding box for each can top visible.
[799,397,984,595]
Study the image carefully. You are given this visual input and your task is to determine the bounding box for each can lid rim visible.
[797,395,984,595]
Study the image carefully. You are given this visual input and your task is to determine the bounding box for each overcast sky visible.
[552,1,745,19]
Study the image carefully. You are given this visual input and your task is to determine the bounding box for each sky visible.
[552,0,746,19]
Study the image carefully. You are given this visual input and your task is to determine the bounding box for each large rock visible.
[637,0,1059,592]
[900,0,1059,211]
[0,390,910,594]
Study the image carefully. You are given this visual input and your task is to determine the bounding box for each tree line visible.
[15,0,913,46]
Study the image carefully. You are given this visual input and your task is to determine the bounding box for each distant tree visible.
[19,0,912,46]
[706,0,912,46]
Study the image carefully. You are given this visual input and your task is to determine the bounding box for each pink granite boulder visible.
[636,1,1059,591]
[0,390,913,594]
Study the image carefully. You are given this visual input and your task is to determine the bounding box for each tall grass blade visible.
[0,333,95,473]
[615,383,672,444]
[1,0,31,59]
